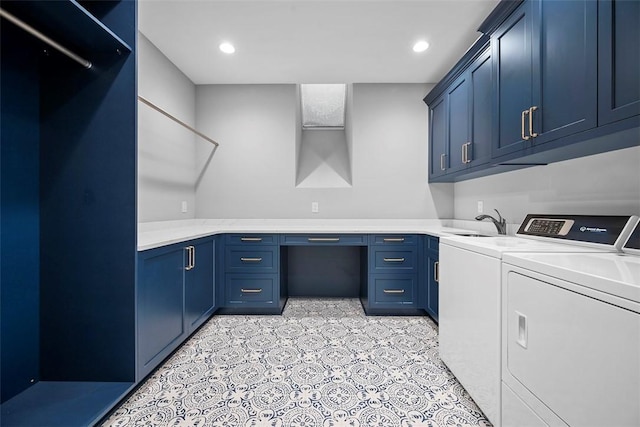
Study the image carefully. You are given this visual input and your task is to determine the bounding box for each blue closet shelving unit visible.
[1,1,137,425]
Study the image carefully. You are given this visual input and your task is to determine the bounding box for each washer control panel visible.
[524,218,574,236]
[517,214,637,247]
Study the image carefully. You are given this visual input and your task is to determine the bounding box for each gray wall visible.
[194,83,453,219]
[137,33,198,222]
[453,145,640,225]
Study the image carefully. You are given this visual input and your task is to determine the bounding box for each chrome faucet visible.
[475,209,507,235]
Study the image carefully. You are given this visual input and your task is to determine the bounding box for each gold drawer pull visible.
[383,258,405,263]
[383,289,405,294]
[241,237,263,242]
[308,237,340,242]
[383,238,405,242]
[240,257,263,263]
[241,288,263,293]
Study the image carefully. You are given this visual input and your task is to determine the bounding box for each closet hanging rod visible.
[138,96,220,147]
[0,8,92,69]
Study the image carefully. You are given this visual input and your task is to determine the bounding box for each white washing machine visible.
[500,220,640,427]
[438,215,638,427]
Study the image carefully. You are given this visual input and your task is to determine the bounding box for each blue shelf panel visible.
[0,381,134,427]
[1,0,131,60]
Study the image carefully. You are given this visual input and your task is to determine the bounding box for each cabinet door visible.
[469,49,493,167]
[530,0,597,145]
[185,238,215,333]
[429,95,448,178]
[598,0,640,125]
[492,1,534,158]
[447,74,470,173]
[425,251,439,322]
[137,246,185,379]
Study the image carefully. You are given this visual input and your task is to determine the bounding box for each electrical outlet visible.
[311,202,319,213]
[181,201,188,213]
[477,201,483,214]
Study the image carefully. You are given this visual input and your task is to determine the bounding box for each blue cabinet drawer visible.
[225,245,278,273]
[225,274,277,305]
[370,234,417,246]
[225,234,278,245]
[372,275,416,305]
[371,249,417,272]
[280,234,367,246]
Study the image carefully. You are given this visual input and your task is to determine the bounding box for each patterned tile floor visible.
[102,298,491,426]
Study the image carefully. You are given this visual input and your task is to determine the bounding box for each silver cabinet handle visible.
[528,106,538,138]
[185,246,195,271]
[462,144,466,164]
[383,289,405,294]
[241,288,263,293]
[241,237,263,242]
[308,237,340,242]
[240,257,263,262]
[440,153,446,171]
[434,261,439,283]
[383,237,405,242]
[464,142,472,163]
[383,258,405,262]
[521,110,530,141]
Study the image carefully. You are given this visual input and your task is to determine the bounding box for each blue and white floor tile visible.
[102,298,491,426]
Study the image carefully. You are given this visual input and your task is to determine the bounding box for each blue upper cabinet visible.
[426,0,637,182]
[529,0,597,145]
[429,95,449,178]
[492,1,534,159]
[428,45,492,180]
[446,74,471,173]
[598,0,640,125]
[492,0,597,158]
[468,48,493,168]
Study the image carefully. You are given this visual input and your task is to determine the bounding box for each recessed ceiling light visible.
[219,42,235,54]
[413,40,429,53]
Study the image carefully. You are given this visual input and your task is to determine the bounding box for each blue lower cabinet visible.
[281,234,367,246]
[225,274,278,305]
[137,237,216,380]
[137,244,185,380]
[370,249,418,272]
[225,245,278,273]
[363,235,420,315]
[422,236,440,322]
[371,275,416,306]
[185,238,216,333]
[219,235,284,314]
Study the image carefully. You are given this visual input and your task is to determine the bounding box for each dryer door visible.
[505,271,640,427]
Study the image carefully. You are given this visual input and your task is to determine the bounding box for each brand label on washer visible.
[579,226,607,233]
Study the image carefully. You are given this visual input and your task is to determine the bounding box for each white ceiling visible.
[139,0,499,85]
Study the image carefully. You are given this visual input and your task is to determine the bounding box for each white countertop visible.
[137,219,484,251]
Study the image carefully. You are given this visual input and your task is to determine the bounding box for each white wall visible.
[195,85,298,218]
[453,145,640,225]
[137,33,198,222]
[194,83,453,219]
